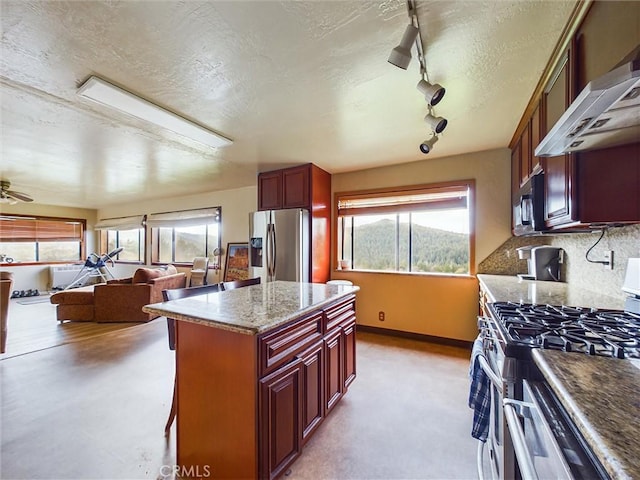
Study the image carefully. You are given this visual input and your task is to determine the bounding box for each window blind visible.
[0,217,83,241]
[146,207,221,228]
[337,185,469,216]
[94,215,145,231]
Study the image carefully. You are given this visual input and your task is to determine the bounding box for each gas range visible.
[477,301,639,480]
[487,301,640,360]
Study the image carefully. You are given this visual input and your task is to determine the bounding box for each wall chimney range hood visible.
[535,49,640,157]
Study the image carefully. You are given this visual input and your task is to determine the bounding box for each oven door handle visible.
[476,440,485,480]
[504,400,539,480]
[477,354,503,391]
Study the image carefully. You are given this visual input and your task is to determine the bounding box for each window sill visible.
[333,268,474,279]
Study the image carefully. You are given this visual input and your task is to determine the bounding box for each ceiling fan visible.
[0,180,34,204]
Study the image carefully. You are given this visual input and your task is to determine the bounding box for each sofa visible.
[1,271,14,353]
[50,266,186,323]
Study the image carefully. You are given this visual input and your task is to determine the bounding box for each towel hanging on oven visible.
[468,335,490,442]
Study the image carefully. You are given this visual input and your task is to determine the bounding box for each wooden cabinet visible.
[323,295,357,413]
[259,359,303,480]
[510,2,640,232]
[342,319,357,389]
[299,341,324,443]
[519,121,531,187]
[257,163,331,283]
[529,103,542,177]
[258,171,283,211]
[575,1,640,93]
[542,46,577,228]
[510,101,542,206]
[324,328,343,413]
[282,165,310,209]
[258,163,327,211]
[258,294,357,479]
[174,289,358,480]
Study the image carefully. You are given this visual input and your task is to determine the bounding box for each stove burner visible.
[489,302,640,359]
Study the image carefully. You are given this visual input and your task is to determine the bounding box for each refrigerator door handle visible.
[267,223,276,281]
[271,222,277,280]
[266,224,272,280]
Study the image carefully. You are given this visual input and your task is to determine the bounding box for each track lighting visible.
[388,0,449,154]
[388,24,419,70]
[416,79,446,106]
[424,113,448,134]
[419,135,438,154]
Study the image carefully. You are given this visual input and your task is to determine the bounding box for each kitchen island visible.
[143,281,359,480]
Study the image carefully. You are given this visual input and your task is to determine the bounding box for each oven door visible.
[504,380,608,480]
[477,317,516,480]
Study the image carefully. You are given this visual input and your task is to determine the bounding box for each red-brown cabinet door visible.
[259,359,303,480]
[258,171,283,211]
[299,340,324,443]
[282,165,310,209]
[342,320,357,390]
[324,328,343,413]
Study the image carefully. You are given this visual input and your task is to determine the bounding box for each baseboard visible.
[356,324,473,350]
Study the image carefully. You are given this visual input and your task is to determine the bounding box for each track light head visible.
[388,24,419,70]
[416,79,446,106]
[424,113,448,134]
[419,135,438,154]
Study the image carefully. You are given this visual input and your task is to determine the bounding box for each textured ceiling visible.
[0,0,576,209]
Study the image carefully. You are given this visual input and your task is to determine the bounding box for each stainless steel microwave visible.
[513,173,545,236]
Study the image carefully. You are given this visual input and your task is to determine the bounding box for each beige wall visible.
[98,185,258,284]
[331,148,511,341]
[0,203,99,291]
[1,187,257,290]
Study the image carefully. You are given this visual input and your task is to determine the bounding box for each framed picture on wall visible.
[223,242,249,282]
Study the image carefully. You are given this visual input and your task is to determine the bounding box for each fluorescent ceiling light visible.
[77,76,232,148]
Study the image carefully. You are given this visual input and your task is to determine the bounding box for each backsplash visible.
[478,236,551,276]
[479,224,640,300]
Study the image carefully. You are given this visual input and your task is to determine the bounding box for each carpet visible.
[16,295,52,305]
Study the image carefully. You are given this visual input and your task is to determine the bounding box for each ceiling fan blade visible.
[6,190,34,202]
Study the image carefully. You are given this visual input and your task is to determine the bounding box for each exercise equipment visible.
[63,247,124,290]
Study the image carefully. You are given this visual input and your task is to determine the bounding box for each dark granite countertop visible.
[532,349,640,480]
[477,274,625,310]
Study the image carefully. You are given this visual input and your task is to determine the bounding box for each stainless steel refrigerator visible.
[249,209,310,282]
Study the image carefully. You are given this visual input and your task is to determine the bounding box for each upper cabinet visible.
[257,163,332,283]
[510,0,640,232]
[258,164,320,211]
[542,45,578,228]
[511,103,540,192]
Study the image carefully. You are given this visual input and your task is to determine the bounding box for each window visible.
[336,181,473,274]
[148,208,221,264]
[0,215,85,263]
[96,216,145,263]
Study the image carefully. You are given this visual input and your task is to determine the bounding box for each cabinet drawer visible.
[260,311,323,376]
[324,295,356,332]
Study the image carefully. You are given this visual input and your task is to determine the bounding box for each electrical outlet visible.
[603,250,614,270]
[378,311,385,321]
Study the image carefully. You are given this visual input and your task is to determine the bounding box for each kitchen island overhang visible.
[143,281,360,479]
